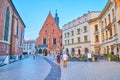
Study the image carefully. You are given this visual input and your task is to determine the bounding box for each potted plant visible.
[107,51,111,61]
[111,54,117,61]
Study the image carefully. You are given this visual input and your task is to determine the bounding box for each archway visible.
[78,49,81,55]
[71,48,75,56]
[66,48,69,53]
[43,48,47,56]
[84,48,89,55]
[39,49,42,54]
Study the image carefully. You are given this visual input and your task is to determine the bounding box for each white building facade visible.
[62,12,100,55]
[23,40,36,54]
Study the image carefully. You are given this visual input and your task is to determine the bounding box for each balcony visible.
[114,34,118,38]
[109,36,113,40]
[106,23,112,30]
[94,31,99,34]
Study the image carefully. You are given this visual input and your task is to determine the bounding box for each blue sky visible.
[12,0,108,40]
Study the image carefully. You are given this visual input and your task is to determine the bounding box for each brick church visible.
[36,11,62,55]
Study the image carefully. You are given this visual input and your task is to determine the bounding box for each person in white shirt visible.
[87,52,92,61]
[63,52,68,67]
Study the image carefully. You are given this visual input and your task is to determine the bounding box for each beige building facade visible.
[89,0,120,57]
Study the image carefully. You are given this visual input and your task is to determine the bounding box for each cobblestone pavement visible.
[1,55,120,80]
[44,57,61,80]
[46,56,120,80]
[0,56,51,80]
[61,61,120,80]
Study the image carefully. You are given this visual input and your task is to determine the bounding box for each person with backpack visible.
[56,53,61,68]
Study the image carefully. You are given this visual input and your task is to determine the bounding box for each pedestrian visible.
[33,53,36,59]
[56,53,61,68]
[87,52,92,61]
[63,52,68,68]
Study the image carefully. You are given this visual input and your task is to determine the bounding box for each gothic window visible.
[16,20,19,36]
[20,29,24,46]
[43,38,46,44]
[4,6,10,41]
[53,29,54,33]
[53,38,56,45]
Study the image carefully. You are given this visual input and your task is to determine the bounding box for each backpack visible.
[57,55,60,60]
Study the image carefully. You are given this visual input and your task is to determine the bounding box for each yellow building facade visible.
[89,0,120,56]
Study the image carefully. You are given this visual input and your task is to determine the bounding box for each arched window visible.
[4,6,10,41]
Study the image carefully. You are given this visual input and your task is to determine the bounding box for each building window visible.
[77,29,80,34]
[109,28,112,38]
[106,31,108,40]
[101,21,103,29]
[4,6,10,41]
[84,26,87,32]
[108,14,111,24]
[16,20,19,36]
[84,36,88,42]
[53,38,56,45]
[105,18,107,27]
[53,29,54,33]
[29,46,31,49]
[77,37,80,43]
[68,40,69,44]
[95,35,99,42]
[94,24,98,32]
[112,9,115,19]
[102,33,104,41]
[64,33,66,38]
[71,31,74,36]
[71,38,74,44]
[65,40,67,45]
[114,25,117,35]
[67,32,70,37]
[20,29,24,46]
[43,38,46,44]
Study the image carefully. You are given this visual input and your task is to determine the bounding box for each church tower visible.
[54,10,59,29]
[36,11,62,55]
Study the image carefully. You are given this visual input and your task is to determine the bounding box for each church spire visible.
[54,9,59,29]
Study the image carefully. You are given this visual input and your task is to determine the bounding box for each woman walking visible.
[56,53,61,68]
[63,52,68,67]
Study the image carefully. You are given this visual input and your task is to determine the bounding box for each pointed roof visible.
[39,12,58,34]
